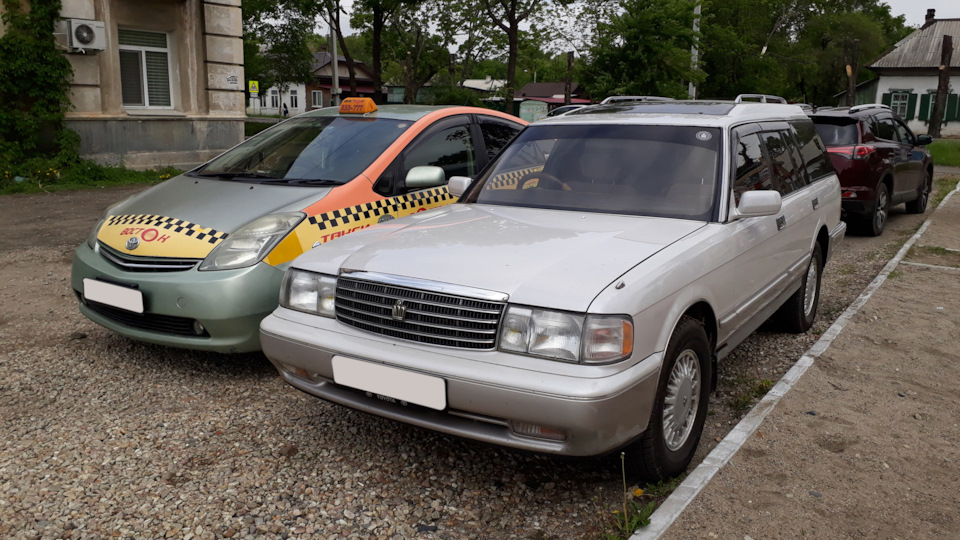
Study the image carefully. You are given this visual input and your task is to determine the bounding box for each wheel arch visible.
[677,301,718,391]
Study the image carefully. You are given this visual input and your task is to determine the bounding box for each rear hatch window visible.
[811,118,859,146]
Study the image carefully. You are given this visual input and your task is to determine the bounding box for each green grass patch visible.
[930,139,960,168]
[887,270,903,280]
[601,454,685,539]
[730,377,774,411]
[0,158,180,195]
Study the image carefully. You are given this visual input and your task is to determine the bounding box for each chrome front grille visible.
[335,275,506,350]
[97,242,200,272]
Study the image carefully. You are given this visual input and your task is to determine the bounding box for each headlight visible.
[280,269,337,317]
[86,217,106,248]
[499,306,632,364]
[199,212,304,271]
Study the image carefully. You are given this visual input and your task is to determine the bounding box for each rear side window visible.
[875,118,897,141]
[792,120,834,182]
[732,131,774,203]
[479,120,523,161]
[759,130,803,195]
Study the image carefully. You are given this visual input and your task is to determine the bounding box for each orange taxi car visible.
[71,98,526,352]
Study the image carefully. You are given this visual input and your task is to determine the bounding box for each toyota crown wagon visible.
[260,98,846,480]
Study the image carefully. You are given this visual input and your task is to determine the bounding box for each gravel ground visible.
[0,177,955,539]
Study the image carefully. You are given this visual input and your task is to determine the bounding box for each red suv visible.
[809,104,933,236]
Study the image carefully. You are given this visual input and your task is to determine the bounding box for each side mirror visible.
[915,134,933,146]
[405,166,446,190]
[731,190,782,220]
[448,176,472,197]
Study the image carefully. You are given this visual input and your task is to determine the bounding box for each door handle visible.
[812,197,820,210]
[776,216,786,230]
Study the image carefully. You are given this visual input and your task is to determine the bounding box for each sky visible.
[880,0,957,27]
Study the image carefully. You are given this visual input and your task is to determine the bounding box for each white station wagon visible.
[261,98,846,480]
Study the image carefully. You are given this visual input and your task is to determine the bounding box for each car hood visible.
[95,175,333,259]
[299,204,705,312]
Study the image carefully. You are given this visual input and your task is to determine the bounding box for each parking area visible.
[0,176,955,539]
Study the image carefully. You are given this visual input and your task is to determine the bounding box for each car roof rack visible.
[734,94,787,104]
[848,103,891,113]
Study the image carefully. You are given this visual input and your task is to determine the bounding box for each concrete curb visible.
[634,182,960,539]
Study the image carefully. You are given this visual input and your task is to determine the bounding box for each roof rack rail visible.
[734,94,787,104]
[848,103,891,113]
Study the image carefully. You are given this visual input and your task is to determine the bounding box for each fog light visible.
[509,421,567,441]
[192,320,206,336]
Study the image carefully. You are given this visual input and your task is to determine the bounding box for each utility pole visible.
[928,35,953,138]
[845,39,858,107]
[688,3,701,99]
[331,16,340,107]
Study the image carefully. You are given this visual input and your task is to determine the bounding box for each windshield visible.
[464,124,720,221]
[192,116,414,184]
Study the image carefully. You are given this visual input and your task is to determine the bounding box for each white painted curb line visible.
[634,183,960,539]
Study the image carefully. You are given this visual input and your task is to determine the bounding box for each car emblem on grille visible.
[125,237,140,250]
[391,299,407,321]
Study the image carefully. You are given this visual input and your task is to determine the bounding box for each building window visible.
[271,89,279,109]
[312,90,323,107]
[890,92,910,118]
[290,90,298,109]
[118,29,172,108]
[260,93,266,107]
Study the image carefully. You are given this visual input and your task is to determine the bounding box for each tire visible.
[862,183,889,237]
[776,243,823,333]
[905,171,931,214]
[628,316,711,482]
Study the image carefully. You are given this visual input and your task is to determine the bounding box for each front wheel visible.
[775,243,823,333]
[905,171,931,214]
[628,316,711,482]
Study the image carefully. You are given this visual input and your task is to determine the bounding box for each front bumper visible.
[260,308,662,457]
[71,242,286,353]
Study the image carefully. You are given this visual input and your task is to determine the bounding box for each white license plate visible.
[332,356,446,411]
[83,278,144,313]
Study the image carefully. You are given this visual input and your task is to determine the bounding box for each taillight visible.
[827,145,875,159]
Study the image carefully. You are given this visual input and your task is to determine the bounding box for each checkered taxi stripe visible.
[106,214,229,244]
[304,186,455,232]
[486,166,543,190]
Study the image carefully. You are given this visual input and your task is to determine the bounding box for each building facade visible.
[865,9,960,136]
[57,0,246,169]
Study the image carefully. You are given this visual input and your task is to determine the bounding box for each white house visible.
[866,8,960,136]
[248,83,306,117]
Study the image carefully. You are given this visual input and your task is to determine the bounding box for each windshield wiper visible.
[285,178,346,186]
[193,171,281,180]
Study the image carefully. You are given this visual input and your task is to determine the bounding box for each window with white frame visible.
[890,91,910,118]
[260,93,266,107]
[290,90,298,109]
[312,90,323,107]
[118,29,172,108]
[270,89,279,109]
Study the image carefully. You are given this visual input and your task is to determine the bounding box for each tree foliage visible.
[0,0,78,163]
[583,0,703,99]
[242,0,316,96]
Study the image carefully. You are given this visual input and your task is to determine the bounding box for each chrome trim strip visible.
[340,270,509,302]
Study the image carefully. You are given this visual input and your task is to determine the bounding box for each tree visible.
[351,0,419,102]
[242,0,316,98]
[384,1,450,103]
[583,0,704,99]
[481,0,553,115]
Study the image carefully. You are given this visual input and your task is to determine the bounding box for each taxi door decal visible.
[97,214,229,259]
[263,186,456,267]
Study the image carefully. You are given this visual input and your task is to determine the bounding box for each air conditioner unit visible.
[66,19,107,52]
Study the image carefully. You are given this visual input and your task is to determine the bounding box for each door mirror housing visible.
[731,190,782,220]
[915,134,933,146]
[405,166,447,190]
[448,176,472,197]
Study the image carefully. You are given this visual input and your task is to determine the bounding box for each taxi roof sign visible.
[339,97,378,114]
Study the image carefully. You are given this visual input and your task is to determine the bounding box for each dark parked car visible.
[808,104,934,236]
